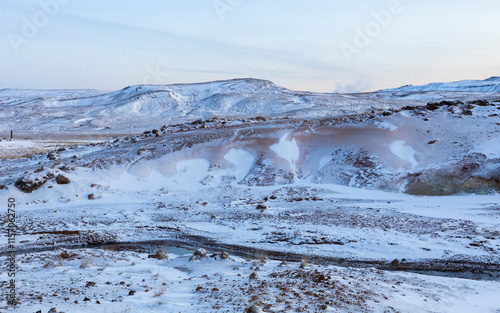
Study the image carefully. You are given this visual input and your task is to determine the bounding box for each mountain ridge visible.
[380,76,500,92]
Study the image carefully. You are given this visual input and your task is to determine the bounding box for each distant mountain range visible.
[380,76,500,92]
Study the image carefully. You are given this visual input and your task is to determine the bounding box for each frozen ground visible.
[1,246,499,313]
[0,78,499,312]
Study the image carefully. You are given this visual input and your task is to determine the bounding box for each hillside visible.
[0,78,499,312]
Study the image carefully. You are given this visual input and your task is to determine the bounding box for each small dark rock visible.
[439,100,462,106]
[88,194,95,200]
[256,204,267,210]
[402,106,416,110]
[148,250,168,260]
[128,290,136,296]
[59,250,70,259]
[426,102,441,111]
[469,99,489,106]
[59,165,70,172]
[85,281,96,288]
[390,259,400,268]
[55,175,70,185]
[189,248,207,261]
[15,177,45,193]
[83,297,90,302]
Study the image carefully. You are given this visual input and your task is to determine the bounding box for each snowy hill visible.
[380,76,500,92]
[0,78,439,135]
[3,78,500,136]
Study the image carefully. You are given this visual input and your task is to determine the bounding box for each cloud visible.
[334,78,373,93]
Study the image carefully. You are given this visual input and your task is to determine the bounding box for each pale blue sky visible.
[1,0,499,92]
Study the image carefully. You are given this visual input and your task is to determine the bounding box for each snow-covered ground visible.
[0,139,103,159]
[1,247,499,313]
[0,78,499,312]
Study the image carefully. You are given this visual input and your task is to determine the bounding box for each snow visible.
[1,247,499,312]
[1,78,500,312]
[381,76,500,92]
[174,159,211,186]
[389,140,418,168]
[0,140,42,159]
[0,78,441,135]
[474,135,500,158]
[318,154,332,169]
[376,121,398,131]
[223,148,255,180]
[0,139,93,159]
[270,133,300,174]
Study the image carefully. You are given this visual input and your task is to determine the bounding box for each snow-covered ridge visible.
[380,76,500,92]
[0,78,347,134]
[1,77,500,135]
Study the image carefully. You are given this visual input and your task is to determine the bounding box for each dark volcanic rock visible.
[55,174,70,185]
[15,177,49,193]
[462,176,500,193]
[469,99,489,106]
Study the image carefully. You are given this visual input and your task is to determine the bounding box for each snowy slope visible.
[380,76,500,92]
[0,78,447,135]
[1,102,499,255]
[1,78,499,312]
